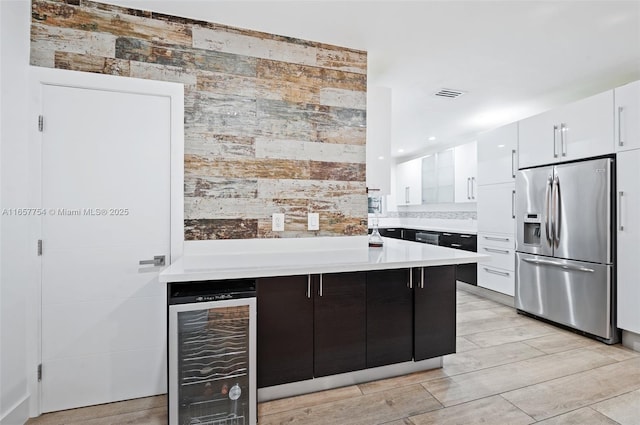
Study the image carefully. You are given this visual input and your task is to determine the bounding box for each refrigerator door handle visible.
[522,257,595,273]
[545,175,553,247]
[552,175,561,247]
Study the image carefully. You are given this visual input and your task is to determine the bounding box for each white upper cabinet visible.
[477,182,516,235]
[518,90,615,168]
[477,123,518,185]
[615,80,640,153]
[454,141,478,202]
[396,157,422,205]
[366,87,391,194]
[617,149,640,334]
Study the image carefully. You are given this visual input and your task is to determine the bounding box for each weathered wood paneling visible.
[184,219,258,240]
[192,25,318,67]
[31,0,368,240]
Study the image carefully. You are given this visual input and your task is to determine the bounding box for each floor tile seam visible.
[531,406,622,425]
[28,402,163,425]
[258,387,366,418]
[496,394,537,423]
[587,388,640,423]
[56,406,166,425]
[423,353,624,409]
[442,350,548,378]
[497,356,640,404]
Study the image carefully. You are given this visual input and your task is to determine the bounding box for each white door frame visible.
[27,66,184,416]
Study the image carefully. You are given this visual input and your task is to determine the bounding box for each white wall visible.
[1,1,32,424]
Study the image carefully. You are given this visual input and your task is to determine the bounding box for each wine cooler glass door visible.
[169,298,257,425]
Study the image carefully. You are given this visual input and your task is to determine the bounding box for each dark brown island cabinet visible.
[256,266,456,389]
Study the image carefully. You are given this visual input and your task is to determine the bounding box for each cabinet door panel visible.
[366,269,413,368]
[414,266,456,360]
[617,149,640,333]
[477,123,518,185]
[314,272,367,377]
[477,183,516,235]
[518,111,558,168]
[557,90,614,162]
[257,275,314,388]
[615,80,640,152]
[454,141,478,203]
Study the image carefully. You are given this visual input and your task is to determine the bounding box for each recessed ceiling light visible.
[428,136,436,141]
[497,144,505,148]
[398,149,405,153]
[378,156,385,160]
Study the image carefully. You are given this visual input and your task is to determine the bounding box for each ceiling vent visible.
[434,88,466,99]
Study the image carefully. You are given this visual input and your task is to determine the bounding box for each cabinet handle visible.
[471,177,476,199]
[460,234,472,238]
[484,247,510,254]
[483,236,510,242]
[307,275,311,299]
[467,177,471,200]
[553,125,559,158]
[451,243,463,248]
[618,106,624,147]
[442,233,453,236]
[619,191,624,231]
[421,267,424,289]
[511,149,517,177]
[560,123,567,157]
[405,186,410,204]
[319,274,323,297]
[408,268,413,289]
[512,190,516,219]
[484,267,510,277]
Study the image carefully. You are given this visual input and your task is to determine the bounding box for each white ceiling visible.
[109,0,640,158]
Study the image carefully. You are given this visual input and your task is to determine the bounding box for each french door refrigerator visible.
[515,157,618,344]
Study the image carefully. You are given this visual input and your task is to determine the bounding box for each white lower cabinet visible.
[477,232,515,296]
[478,265,515,297]
[617,149,640,334]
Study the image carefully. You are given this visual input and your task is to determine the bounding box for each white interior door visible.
[40,84,171,412]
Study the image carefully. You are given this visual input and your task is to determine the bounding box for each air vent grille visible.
[434,88,466,99]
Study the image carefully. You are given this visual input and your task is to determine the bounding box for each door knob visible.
[139,255,166,267]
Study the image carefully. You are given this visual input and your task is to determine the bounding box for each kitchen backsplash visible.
[386,211,477,220]
[30,0,368,240]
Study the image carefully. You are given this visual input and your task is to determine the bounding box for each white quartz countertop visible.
[160,237,488,283]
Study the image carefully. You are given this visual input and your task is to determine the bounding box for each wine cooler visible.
[168,280,257,425]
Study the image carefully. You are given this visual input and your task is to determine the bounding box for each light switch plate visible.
[272,213,285,232]
[308,213,319,231]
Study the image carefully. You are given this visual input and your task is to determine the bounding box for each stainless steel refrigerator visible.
[515,157,618,344]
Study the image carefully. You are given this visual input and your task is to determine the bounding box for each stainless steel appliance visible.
[416,231,440,245]
[169,280,257,425]
[515,157,618,343]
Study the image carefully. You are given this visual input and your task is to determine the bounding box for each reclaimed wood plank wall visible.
[30,0,368,240]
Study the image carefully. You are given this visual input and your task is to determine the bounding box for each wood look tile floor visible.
[27,289,640,425]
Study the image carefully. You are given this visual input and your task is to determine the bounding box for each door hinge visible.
[37,239,43,256]
[38,115,44,132]
[37,364,42,381]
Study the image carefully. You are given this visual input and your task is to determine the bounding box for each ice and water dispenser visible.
[523,213,542,245]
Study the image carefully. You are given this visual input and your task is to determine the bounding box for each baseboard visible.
[0,395,29,425]
[456,281,515,307]
[622,330,640,352]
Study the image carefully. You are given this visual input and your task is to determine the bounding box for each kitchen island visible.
[160,238,487,404]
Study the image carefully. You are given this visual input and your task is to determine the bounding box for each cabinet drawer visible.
[440,233,477,251]
[478,265,515,296]
[477,232,515,249]
[478,243,515,271]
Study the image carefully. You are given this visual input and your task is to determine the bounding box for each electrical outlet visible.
[308,213,319,231]
[272,213,285,232]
